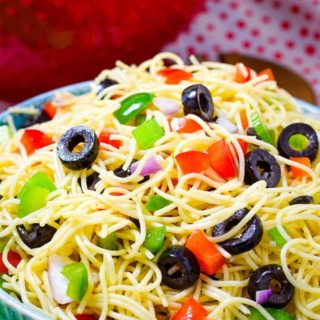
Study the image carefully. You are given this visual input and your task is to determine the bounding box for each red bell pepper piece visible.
[158,68,193,84]
[208,140,237,179]
[258,68,275,81]
[43,101,56,119]
[289,157,311,178]
[21,129,53,155]
[98,131,122,149]
[175,151,210,174]
[76,315,97,320]
[186,230,225,275]
[240,109,249,131]
[170,118,202,133]
[172,297,207,320]
[236,139,248,155]
[0,251,22,274]
[234,63,252,83]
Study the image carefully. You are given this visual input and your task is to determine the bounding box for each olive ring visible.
[212,208,263,255]
[248,264,294,309]
[57,126,99,170]
[277,123,319,160]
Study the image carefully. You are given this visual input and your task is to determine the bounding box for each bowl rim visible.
[0,82,318,320]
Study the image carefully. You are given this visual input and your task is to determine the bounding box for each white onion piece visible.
[216,116,238,133]
[170,117,186,132]
[48,254,73,305]
[153,97,179,115]
[131,156,162,176]
[256,289,273,304]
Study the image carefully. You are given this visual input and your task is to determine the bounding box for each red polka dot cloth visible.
[164,0,320,103]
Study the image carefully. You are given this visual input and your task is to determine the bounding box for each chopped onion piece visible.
[216,116,238,133]
[48,254,73,305]
[153,97,179,115]
[256,289,273,304]
[131,156,162,176]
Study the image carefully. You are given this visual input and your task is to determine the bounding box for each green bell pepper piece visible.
[143,226,166,254]
[249,307,294,320]
[268,226,288,248]
[17,172,56,218]
[17,187,50,218]
[113,92,154,124]
[0,238,8,253]
[0,126,12,142]
[135,114,147,126]
[145,195,172,212]
[61,262,88,303]
[18,172,56,200]
[132,118,164,149]
[250,112,273,145]
[97,232,119,250]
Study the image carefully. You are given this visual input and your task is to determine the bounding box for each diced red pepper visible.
[208,140,237,179]
[258,68,275,81]
[237,139,248,155]
[158,68,193,84]
[170,118,202,133]
[0,251,22,274]
[111,94,122,100]
[76,315,97,320]
[176,151,210,174]
[240,109,249,131]
[21,129,53,155]
[172,298,207,320]
[109,192,124,196]
[98,131,122,149]
[235,63,252,83]
[186,230,225,275]
[43,101,56,119]
[171,178,179,186]
[289,157,311,178]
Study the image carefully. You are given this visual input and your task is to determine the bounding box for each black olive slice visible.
[181,84,214,121]
[17,224,57,248]
[97,78,118,96]
[57,126,99,170]
[248,264,294,309]
[86,171,101,191]
[244,149,281,188]
[157,245,200,290]
[212,208,263,255]
[289,195,313,205]
[277,123,318,160]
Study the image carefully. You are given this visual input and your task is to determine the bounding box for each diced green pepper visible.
[145,195,172,212]
[113,93,154,124]
[250,112,273,145]
[268,226,288,247]
[288,134,309,152]
[249,307,294,320]
[61,262,88,303]
[0,238,8,253]
[135,114,147,126]
[97,232,119,250]
[18,172,56,200]
[17,172,56,218]
[17,187,50,218]
[0,126,12,142]
[267,128,276,146]
[132,118,164,149]
[143,226,166,254]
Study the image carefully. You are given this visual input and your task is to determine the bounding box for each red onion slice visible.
[131,156,162,176]
[48,254,73,305]
[153,97,179,115]
[256,289,273,304]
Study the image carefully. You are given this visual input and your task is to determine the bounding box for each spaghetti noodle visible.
[0,52,319,319]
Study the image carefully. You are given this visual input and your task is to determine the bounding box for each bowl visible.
[0,83,318,320]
